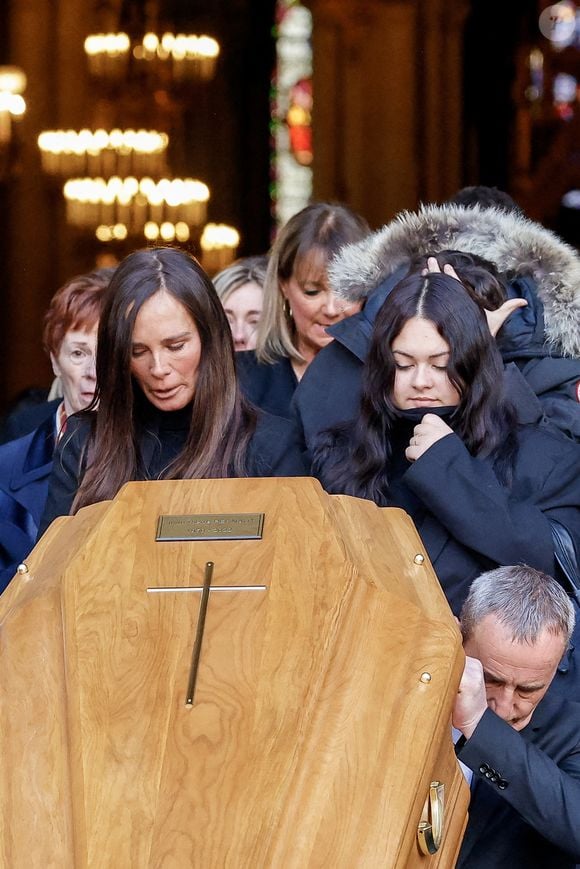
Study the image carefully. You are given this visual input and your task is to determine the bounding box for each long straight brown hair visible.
[256,202,370,363]
[73,247,256,511]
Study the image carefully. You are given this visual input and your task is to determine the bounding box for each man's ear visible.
[50,353,61,379]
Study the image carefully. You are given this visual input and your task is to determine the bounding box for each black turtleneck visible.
[38,394,307,536]
[136,399,193,480]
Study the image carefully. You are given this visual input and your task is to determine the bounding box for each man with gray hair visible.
[454,564,580,869]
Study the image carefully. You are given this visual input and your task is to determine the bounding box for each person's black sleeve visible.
[404,431,580,575]
[248,412,309,477]
[37,418,89,538]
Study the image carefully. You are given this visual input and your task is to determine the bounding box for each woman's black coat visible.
[40,406,307,534]
[294,203,580,451]
[315,421,580,617]
[236,351,298,420]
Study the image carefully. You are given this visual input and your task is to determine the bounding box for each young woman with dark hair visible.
[313,271,580,614]
[40,247,306,530]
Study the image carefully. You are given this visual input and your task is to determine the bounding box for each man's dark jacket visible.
[456,693,580,868]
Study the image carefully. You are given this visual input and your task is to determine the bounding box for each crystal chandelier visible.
[199,224,241,274]
[63,176,210,242]
[37,128,169,177]
[84,31,219,82]
[35,8,239,268]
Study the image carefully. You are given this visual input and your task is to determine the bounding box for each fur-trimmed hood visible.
[329,204,580,357]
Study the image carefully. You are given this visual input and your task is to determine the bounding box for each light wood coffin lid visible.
[0,477,468,868]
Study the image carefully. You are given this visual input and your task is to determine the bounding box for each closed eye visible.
[484,675,504,687]
[167,342,186,352]
[517,686,543,697]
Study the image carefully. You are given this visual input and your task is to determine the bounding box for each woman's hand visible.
[424,255,528,336]
[405,413,453,461]
[423,256,462,282]
[484,298,528,337]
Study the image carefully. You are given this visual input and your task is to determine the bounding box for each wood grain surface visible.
[0,477,468,867]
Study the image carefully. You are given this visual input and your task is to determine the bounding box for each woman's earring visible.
[283,298,293,320]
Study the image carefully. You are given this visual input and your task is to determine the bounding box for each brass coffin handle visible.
[417,780,445,855]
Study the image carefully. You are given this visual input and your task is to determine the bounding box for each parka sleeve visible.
[403,430,580,574]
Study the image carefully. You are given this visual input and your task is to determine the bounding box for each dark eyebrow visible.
[132,331,192,347]
[163,332,192,342]
[392,349,450,360]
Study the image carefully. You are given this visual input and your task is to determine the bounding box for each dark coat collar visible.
[8,413,55,492]
[326,266,407,361]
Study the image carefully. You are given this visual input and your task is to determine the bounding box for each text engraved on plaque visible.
[156,512,264,542]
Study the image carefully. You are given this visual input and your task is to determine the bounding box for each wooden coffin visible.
[0,477,469,867]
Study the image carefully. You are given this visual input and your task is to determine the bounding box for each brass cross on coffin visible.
[147,561,267,706]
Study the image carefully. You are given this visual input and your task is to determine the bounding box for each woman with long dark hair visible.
[313,271,580,614]
[40,247,306,529]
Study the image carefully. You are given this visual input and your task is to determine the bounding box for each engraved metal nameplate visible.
[156,512,264,542]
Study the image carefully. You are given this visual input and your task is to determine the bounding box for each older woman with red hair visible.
[2,268,114,442]
[0,267,113,591]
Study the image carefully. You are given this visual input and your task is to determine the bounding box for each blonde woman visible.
[213,255,268,351]
[236,202,370,418]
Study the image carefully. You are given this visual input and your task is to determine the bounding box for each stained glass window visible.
[271,1,313,228]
